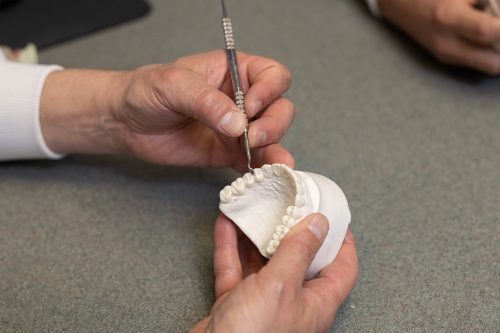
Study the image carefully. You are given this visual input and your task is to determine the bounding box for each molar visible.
[219,185,233,203]
[282,215,297,228]
[243,173,255,186]
[261,164,274,177]
[231,178,246,195]
[286,206,303,219]
[272,164,283,177]
[253,168,265,182]
[276,225,290,236]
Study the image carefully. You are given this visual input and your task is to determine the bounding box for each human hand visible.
[41,50,294,172]
[190,213,358,333]
[378,0,500,74]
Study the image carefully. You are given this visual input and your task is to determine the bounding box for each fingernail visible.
[308,214,328,241]
[250,130,267,147]
[219,111,246,136]
[252,101,262,114]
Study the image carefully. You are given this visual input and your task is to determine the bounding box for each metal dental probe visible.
[220,0,254,173]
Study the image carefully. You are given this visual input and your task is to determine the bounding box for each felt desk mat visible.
[0,0,150,49]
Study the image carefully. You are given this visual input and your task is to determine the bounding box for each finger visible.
[214,214,243,299]
[442,2,500,44]
[160,67,246,137]
[230,143,295,173]
[243,57,292,118]
[433,36,500,74]
[237,236,267,277]
[261,214,329,291]
[248,98,295,148]
[305,229,358,312]
[253,143,295,169]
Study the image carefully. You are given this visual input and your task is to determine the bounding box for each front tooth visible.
[295,194,305,207]
[219,186,233,203]
[253,168,265,182]
[282,215,297,228]
[231,178,246,195]
[286,206,303,219]
[272,164,283,177]
[262,164,273,177]
[272,232,280,240]
[243,173,255,186]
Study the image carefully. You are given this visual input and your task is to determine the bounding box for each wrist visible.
[40,69,132,155]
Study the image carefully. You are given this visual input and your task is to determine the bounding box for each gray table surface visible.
[1,0,499,332]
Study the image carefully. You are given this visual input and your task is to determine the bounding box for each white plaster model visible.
[219,164,351,279]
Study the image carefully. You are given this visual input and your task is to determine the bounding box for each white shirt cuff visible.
[365,0,382,17]
[0,62,64,161]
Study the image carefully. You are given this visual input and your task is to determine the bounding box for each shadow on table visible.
[0,155,236,186]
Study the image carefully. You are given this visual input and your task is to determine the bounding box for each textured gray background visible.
[1,0,499,332]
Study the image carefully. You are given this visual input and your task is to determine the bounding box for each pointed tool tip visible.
[221,0,228,17]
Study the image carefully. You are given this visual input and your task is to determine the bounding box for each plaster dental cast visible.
[220,163,351,279]
[0,50,358,332]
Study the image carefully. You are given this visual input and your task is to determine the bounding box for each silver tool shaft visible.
[220,0,254,173]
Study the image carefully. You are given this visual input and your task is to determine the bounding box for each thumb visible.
[263,213,329,288]
[164,68,247,137]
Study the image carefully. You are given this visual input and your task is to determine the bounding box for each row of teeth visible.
[265,205,305,255]
[219,164,301,203]
[265,184,306,256]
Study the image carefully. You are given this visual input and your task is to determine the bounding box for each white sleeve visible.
[365,0,382,17]
[0,61,64,161]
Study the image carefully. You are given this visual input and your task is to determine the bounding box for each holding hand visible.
[41,51,294,172]
[379,0,500,74]
[190,214,358,333]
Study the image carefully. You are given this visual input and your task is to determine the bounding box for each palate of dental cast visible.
[219,163,351,279]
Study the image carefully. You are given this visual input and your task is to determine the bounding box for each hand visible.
[41,50,294,172]
[190,213,358,333]
[378,0,500,74]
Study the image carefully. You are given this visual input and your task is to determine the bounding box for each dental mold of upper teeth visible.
[219,163,351,279]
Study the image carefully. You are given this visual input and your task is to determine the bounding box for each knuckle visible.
[482,62,500,75]
[278,99,296,129]
[432,4,451,27]
[476,22,493,42]
[194,87,223,119]
[281,98,295,113]
[255,271,286,298]
[279,64,292,84]
[430,38,452,63]
[215,266,240,280]
[161,65,185,85]
[289,237,319,263]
